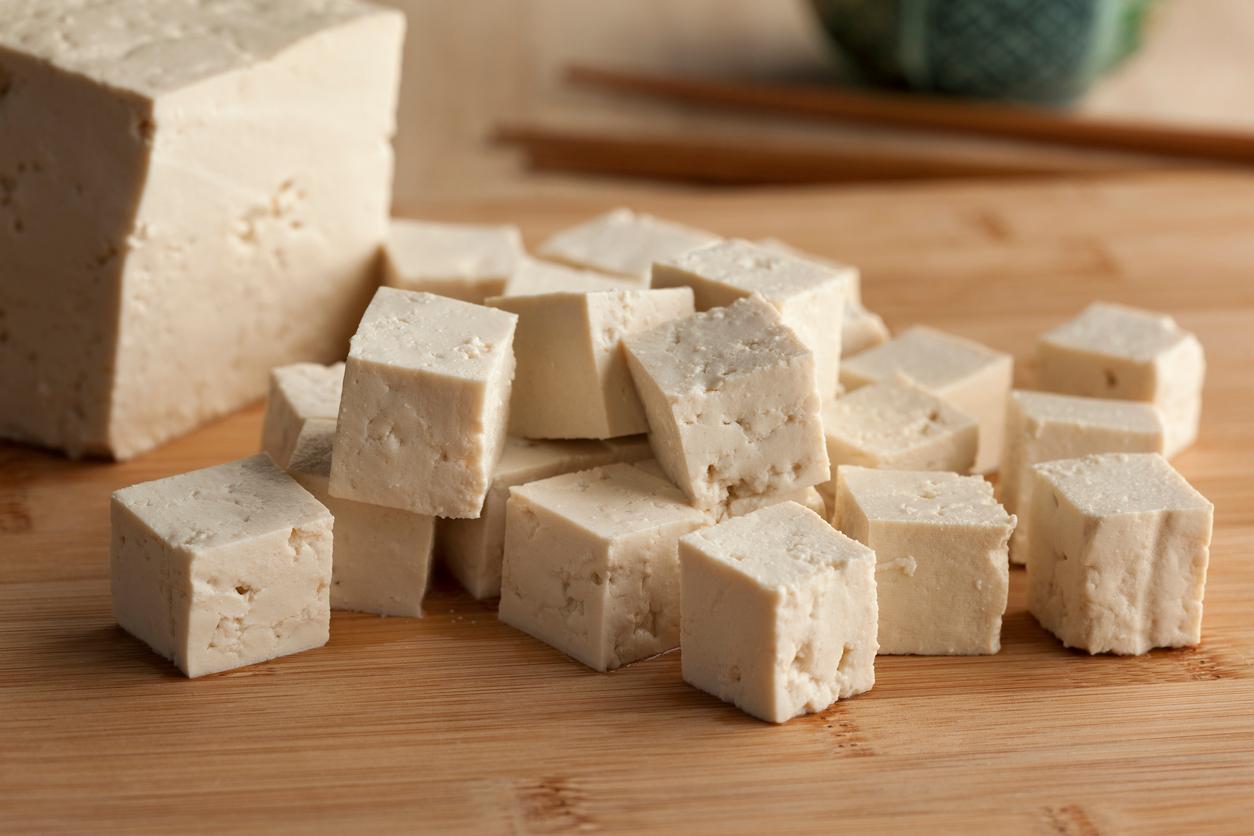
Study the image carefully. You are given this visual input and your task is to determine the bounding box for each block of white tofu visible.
[488,287,694,439]
[834,467,1014,655]
[817,379,978,512]
[841,326,1012,474]
[679,501,877,724]
[285,423,435,618]
[1002,391,1165,565]
[439,437,637,600]
[498,463,708,671]
[383,219,523,304]
[756,237,888,358]
[623,297,830,512]
[1036,303,1205,457]
[259,362,344,470]
[110,454,332,677]
[501,257,634,297]
[536,208,719,283]
[652,239,846,399]
[0,1,404,460]
[1028,453,1212,655]
[329,288,517,517]
[632,458,827,521]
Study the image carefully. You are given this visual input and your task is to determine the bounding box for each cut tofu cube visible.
[1036,302,1205,457]
[260,362,344,470]
[0,2,403,459]
[383,219,523,304]
[536,208,719,282]
[438,437,648,600]
[488,287,695,439]
[501,257,634,297]
[652,239,847,400]
[110,454,332,677]
[754,237,888,358]
[329,287,517,517]
[840,326,1012,474]
[1002,391,1165,564]
[285,423,435,618]
[498,463,708,671]
[679,501,877,724]
[834,467,1014,655]
[1028,453,1212,655]
[817,379,978,512]
[623,296,830,512]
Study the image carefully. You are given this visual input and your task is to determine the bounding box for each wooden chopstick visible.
[495,125,1142,185]
[567,65,1254,166]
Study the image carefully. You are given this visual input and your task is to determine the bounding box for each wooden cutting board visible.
[4,172,1253,834]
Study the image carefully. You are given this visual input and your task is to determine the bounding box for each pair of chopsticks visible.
[496,65,1253,185]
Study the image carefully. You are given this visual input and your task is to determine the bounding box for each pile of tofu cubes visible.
[111,208,1214,724]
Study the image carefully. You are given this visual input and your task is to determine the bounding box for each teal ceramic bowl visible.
[809,0,1157,104]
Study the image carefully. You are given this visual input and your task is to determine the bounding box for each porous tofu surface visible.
[679,501,878,723]
[821,379,978,465]
[1035,452,1211,518]
[836,466,1012,529]
[501,257,633,296]
[841,326,1007,392]
[260,362,344,469]
[654,238,850,308]
[1039,302,1196,364]
[624,297,829,510]
[536,208,719,280]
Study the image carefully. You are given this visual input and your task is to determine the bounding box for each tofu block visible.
[652,239,847,399]
[1036,303,1205,457]
[1028,453,1213,655]
[284,422,435,617]
[329,288,517,517]
[834,467,1014,655]
[1002,391,1165,564]
[623,296,830,512]
[488,287,695,439]
[383,219,523,304]
[498,463,708,671]
[817,379,978,512]
[501,257,634,297]
[536,208,719,282]
[679,501,877,723]
[259,362,344,470]
[755,237,888,357]
[841,326,1012,474]
[632,458,827,521]
[438,437,643,600]
[0,2,404,459]
[110,454,332,677]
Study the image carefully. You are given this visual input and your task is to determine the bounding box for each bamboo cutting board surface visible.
[3,172,1254,834]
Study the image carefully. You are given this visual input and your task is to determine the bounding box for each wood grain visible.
[3,172,1253,834]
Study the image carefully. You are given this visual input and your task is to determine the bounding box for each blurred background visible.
[378,0,1254,210]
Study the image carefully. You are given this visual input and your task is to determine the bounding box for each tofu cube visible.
[1002,391,1165,564]
[329,288,517,517]
[623,297,830,512]
[488,287,695,439]
[1028,453,1213,655]
[755,237,889,358]
[536,208,719,282]
[817,379,978,512]
[0,2,403,459]
[501,257,634,297]
[439,437,647,600]
[110,454,332,677]
[840,327,1012,474]
[1036,303,1205,457]
[259,362,344,470]
[498,463,708,671]
[652,239,847,399]
[383,219,523,304]
[632,457,828,521]
[679,501,877,723]
[834,467,1015,655]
